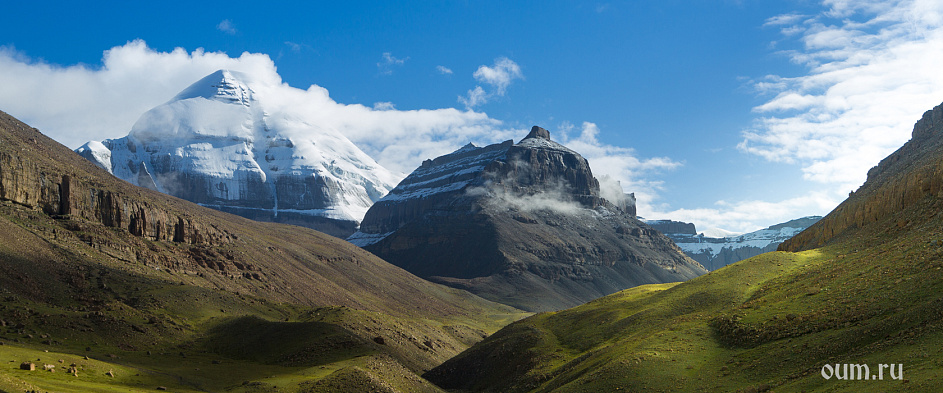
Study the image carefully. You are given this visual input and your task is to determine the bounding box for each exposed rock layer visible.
[781,101,943,251]
[1,120,229,246]
[351,126,704,311]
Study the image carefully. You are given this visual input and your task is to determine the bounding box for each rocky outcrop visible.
[781,101,943,252]
[646,220,697,236]
[0,111,232,246]
[350,126,705,311]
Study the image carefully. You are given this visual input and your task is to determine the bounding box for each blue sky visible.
[3,1,943,233]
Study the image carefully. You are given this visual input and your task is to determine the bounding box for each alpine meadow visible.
[2,1,943,392]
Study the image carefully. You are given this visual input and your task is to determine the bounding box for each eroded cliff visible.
[0,113,231,246]
[780,101,943,251]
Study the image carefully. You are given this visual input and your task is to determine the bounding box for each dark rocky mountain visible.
[0,110,523,392]
[649,216,821,270]
[349,126,706,311]
[75,70,400,238]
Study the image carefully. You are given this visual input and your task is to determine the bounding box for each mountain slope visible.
[350,126,705,312]
[76,70,400,237]
[0,110,524,392]
[424,101,943,392]
[649,216,821,270]
[781,101,943,252]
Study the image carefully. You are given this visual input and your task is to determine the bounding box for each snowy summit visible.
[76,69,401,237]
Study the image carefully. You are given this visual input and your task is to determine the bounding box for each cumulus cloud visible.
[0,40,523,175]
[436,65,453,75]
[473,57,522,94]
[216,19,237,35]
[0,40,277,148]
[377,52,407,75]
[459,57,523,108]
[740,0,943,192]
[646,191,842,234]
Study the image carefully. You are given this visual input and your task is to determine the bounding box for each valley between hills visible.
[2,74,943,392]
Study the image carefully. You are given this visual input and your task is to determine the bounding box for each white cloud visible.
[740,0,943,192]
[472,57,522,95]
[647,191,842,234]
[764,13,807,27]
[377,52,407,75]
[646,0,943,233]
[459,57,523,108]
[217,19,237,35]
[0,40,520,175]
[0,40,277,149]
[555,122,681,219]
[436,65,453,75]
[458,86,487,108]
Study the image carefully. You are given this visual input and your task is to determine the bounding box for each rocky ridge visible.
[781,101,943,251]
[2,115,229,246]
[350,126,705,311]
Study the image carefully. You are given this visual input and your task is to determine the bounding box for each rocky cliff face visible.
[75,70,400,238]
[780,101,943,252]
[0,113,231,246]
[646,220,697,236]
[350,126,705,311]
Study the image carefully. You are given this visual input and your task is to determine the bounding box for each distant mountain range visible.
[76,70,400,238]
[350,126,706,311]
[646,216,822,270]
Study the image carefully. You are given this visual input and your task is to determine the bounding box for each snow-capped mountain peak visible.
[171,69,256,105]
[77,69,401,237]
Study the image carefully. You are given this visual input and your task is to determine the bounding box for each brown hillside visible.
[781,101,943,252]
[0,110,524,391]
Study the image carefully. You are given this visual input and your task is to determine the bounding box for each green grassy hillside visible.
[0,111,527,392]
[426,195,943,392]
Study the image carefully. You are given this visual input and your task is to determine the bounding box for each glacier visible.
[646,216,822,270]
